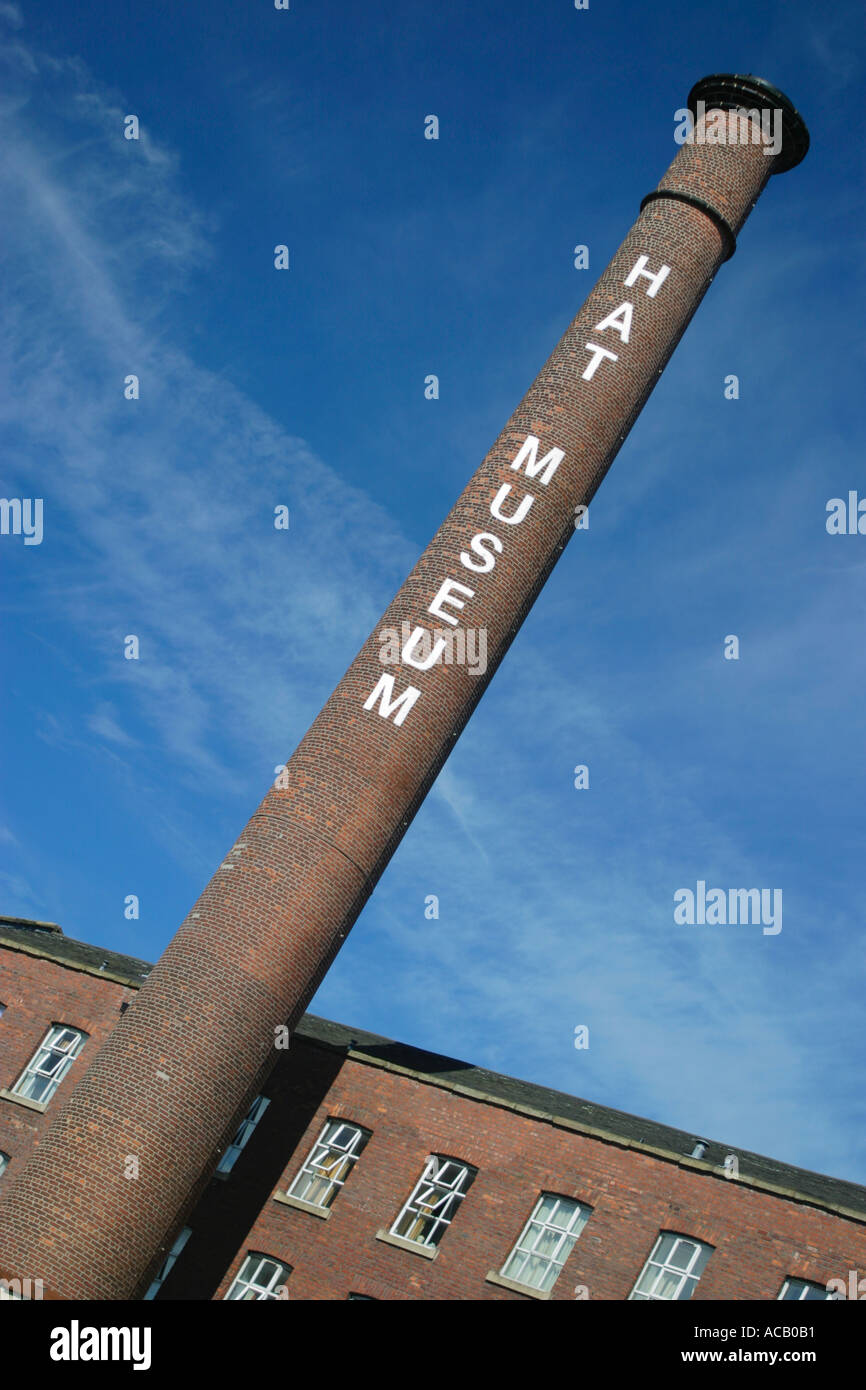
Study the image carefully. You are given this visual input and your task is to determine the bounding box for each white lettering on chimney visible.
[428,579,475,626]
[362,252,672,725]
[401,627,449,671]
[489,483,534,526]
[593,301,634,344]
[581,343,619,381]
[459,531,503,574]
[363,674,422,725]
[623,254,671,298]
[509,434,565,486]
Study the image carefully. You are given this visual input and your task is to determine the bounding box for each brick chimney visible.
[0,75,809,1299]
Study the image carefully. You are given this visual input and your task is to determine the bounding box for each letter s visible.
[460,531,503,575]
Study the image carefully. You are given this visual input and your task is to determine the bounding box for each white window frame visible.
[390,1155,475,1248]
[143,1226,192,1300]
[224,1253,290,1301]
[217,1095,270,1174]
[0,1151,9,1180]
[12,1024,88,1105]
[287,1118,368,1208]
[628,1232,713,1300]
[501,1193,592,1293]
[778,1277,835,1301]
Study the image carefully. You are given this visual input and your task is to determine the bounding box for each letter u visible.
[401,625,448,671]
[490,483,534,525]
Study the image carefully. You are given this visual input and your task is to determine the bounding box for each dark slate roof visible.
[294,1018,866,1220]
[2,916,864,1218]
[0,916,151,986]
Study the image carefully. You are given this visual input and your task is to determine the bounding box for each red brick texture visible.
[4,939,863,1303]
[205,1051,866,1303]
[0,947,136,1174]
[0,95,807,1299]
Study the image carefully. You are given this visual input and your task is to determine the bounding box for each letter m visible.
[728,888,761,924]
[510,435,564,487]
[0,499,22,535]
[103,1329,128,1360]
[363,674,422,727]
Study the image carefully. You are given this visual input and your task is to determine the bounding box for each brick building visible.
[1,913,863,1302]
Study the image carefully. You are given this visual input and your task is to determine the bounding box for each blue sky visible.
[1,0,864,1185]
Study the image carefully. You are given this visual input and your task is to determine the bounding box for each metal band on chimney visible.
[639,190,737,262]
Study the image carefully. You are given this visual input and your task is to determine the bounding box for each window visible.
[0,1152,9,1180]
[224,1253,291,1301]
[217,1095,270,1174]
[143,1227,192,1300]
[778,1277,835,1301]
[500,1193,592,1293]
[287,1119,369,1208]
[347,1293,377,1300]
[391,1155,476,1249]
[629,1233,713,1300]
[0,1002,6,1018]
[12,1024,88,1105]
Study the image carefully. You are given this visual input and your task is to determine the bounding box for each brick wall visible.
[194,1047,866,1302]
[3,933,864,1302]
[0,943,136,1178]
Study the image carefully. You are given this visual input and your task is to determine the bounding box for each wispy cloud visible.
[0,33,415,844]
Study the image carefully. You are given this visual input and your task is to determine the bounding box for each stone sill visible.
[273,1192,331,1220]
[485,1269,552,1300]
[0,1088,48,1113]
[375,1229,438,1260]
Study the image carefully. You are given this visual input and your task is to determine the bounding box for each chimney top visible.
[688,73,810,174]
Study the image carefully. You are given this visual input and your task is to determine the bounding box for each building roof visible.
[2,914,865,1221]
[0,915,152,987]
[297,1015,866,1221]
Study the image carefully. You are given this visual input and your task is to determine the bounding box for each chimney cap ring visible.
[687,73,810,174]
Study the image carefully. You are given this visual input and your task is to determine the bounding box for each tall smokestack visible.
[0,75,809,1299]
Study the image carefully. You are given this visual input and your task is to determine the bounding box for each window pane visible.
[668,1240,696,1270]
[288,1120,368,1208]
[225,1253,290,1300]
[536,1194,559,1222]
[549,1201,572,1229]
[391,1156,475,1247]
[629,1233,712,1301]
[13,1025,87,1105]
[499,1194,591,1293]
[634,1266,661,1296]
[654,1269,683,1299]
[654,1234,676,1264]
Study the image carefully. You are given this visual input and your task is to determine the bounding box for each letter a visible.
[593,302,634,344]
